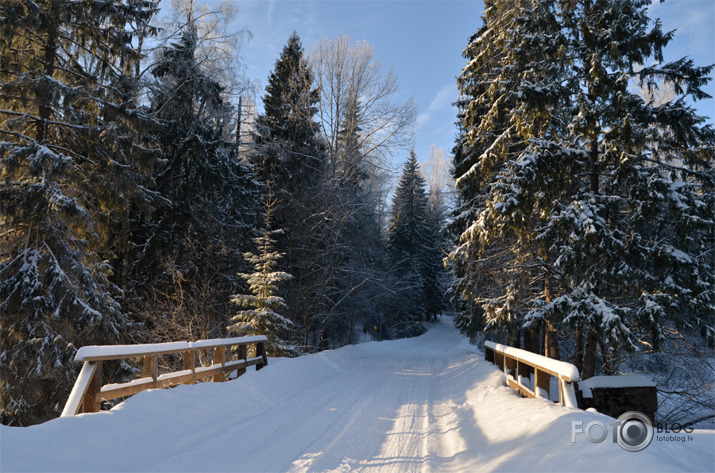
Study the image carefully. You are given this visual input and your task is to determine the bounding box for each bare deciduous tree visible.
[309,34,416,179]
[420,144,455,224]
[158,0,257,135]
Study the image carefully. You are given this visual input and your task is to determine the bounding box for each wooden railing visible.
[61,335,268,417]
[484,341,580,408]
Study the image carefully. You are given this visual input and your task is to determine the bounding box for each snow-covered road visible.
[2,318,713,472]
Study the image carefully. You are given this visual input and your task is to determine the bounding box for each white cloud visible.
[417,83,456,129]
[266,0,275,25]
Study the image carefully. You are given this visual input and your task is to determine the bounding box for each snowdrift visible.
[2,318,713,472]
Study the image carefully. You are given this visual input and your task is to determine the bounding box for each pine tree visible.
[0,0,158,425]
[230,193,294,356]
[451,0,714,377]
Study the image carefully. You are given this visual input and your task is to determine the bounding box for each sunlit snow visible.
[2,318,712,472]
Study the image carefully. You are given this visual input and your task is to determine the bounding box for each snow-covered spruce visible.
[230,192,295,356]
[449,0,714,385]
[0,0,158,426]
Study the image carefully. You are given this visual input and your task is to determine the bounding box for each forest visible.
[0,0,448,426]
[1,0,713,429]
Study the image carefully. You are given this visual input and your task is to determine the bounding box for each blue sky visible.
[221,0,714,171]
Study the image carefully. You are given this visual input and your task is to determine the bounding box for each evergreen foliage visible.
[450,0,714,377]
[128,15,259,342]
[230,193,294,356]
[0,5,426,426]
[0,0,158,425]
[249,32,332,350]
[252,31,324,192]
[388,150,443,322]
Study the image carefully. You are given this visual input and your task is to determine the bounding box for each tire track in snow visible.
[326,344,470,473]
[4,318,714,473]
[287,356,435,472]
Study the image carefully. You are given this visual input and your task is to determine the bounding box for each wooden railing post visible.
[183,350,196,384]
[236,344,247,377]
[81,361,102,414]
[62,361,99,417]
[484,345,494,364]
[213,347,225,382]
[561,379,578,408]
[256,341,267,371]
[143,355,158,388]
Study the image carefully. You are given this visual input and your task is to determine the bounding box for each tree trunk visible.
[573,327,584,374]
[543,319,560,359]
[37,4,59,144]
[542,272,559,359]
[582,329,598,379]
[580,125,601,379]
[507,328,520,348]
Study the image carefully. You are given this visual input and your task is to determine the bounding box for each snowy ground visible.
[2,318,713,472]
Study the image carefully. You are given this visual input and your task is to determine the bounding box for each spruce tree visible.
[447,3,533,347]
[0,0,158,425]
[250,32,329,350]
[388,149,442,323]
[126,12,260,343]
[230,193,294,356]
[252,31,324,192]
[451,0,714,377]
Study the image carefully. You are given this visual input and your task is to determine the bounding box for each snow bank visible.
[2,318,712,473]
[579,373,656,398]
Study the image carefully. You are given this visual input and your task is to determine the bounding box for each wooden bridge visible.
[484,340,580,408]
[61,335,268,417]
[3,319,698,473]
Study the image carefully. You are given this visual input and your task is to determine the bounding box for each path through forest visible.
[2,318,713,472]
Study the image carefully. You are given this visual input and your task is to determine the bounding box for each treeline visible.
[448,0,714,424]
[0,2,447,426]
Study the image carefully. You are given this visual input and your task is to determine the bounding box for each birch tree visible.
[310,34,416,181]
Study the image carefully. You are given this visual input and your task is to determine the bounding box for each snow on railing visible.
[62,335,268,417]
[484,341,580,408]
